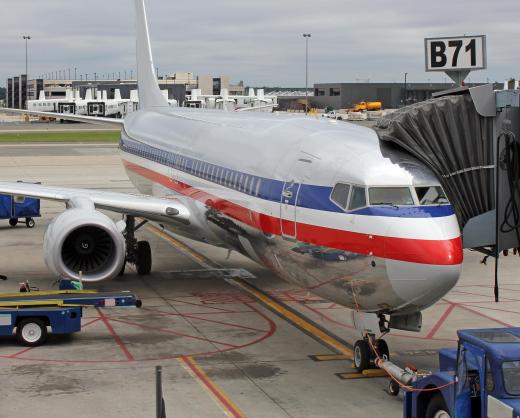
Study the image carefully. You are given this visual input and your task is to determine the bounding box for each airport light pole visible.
[22,35,30,87]
[303,33,311,114]
[74,67,77,80]
[404,72,408,106]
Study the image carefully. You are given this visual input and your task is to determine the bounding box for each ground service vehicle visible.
[0,290,141,346]
[352,101,382,112]
[404,328,520,418]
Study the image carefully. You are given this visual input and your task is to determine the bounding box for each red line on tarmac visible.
[142,306,255,317]
[458,305,514,328]
[182,313,269,333]
[96,308,135,361]
[464,304,520,315]
[82,317,102,328]
[109,317,239,348]
[425,304,457,339]
[164,297,241,313]
[8,346,35,358]
[6,317,102,359]
[449,289,520,302]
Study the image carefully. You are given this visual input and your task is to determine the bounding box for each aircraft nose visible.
[384,237,463,312]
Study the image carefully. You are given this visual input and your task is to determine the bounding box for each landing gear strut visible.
[120,215,152,276]
[353,314,390,372]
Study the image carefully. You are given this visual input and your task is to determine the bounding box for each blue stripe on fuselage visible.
[119,135,454,219]
[350,205,455,218]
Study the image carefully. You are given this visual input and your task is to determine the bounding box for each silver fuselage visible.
[119,107,462,315]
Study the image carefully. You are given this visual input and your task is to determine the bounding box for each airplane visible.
[1,0,462,369]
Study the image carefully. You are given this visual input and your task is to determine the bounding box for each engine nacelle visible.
[44,208,125,282]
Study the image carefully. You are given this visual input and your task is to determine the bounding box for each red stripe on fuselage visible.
[122,159,463,266]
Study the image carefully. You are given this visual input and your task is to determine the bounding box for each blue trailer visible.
[0,306,82,346]
[0,193,40,228]
[0,290,141,346]
[402,328,520,418]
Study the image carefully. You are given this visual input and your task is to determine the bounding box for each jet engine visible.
[43,208,125,282]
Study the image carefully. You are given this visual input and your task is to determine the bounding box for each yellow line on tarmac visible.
[309,354,351,362]
[0,290,97,298]
[147,224,354,358]
[178,356,247,418]
[337,369,388,380]
[146,224,214,268]
[231,279,354,358]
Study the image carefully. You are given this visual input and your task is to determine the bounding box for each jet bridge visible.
[374,84,520,300]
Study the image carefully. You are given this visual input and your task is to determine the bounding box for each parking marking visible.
[178,356,247,418]
[147,224,354,358]
[96,307,135,361]
[336,369,388,380]
[309,354,351,362]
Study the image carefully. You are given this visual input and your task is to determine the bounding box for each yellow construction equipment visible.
[352,101,382,112]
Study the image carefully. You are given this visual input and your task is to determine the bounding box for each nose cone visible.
[386,254,462,314]
[382,211,463,312]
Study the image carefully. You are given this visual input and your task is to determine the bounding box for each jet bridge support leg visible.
[120,215,152,276]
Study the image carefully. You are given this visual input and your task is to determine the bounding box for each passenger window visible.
[349,186,366,210]
[415,186,449,205]
[331,183,351,210]
[368,187,414,206]
[255,179,262,196]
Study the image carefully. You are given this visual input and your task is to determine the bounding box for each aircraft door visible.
[280,180,301,240]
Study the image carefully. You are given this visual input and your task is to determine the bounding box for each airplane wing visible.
[0,181,190,225]
[1,108,124,127]
[235,104,278,112]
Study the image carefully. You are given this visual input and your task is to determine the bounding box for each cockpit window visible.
[415,186,449,205]
[331,183,351,210]
[368,187,414,206]
[349,186,366,210]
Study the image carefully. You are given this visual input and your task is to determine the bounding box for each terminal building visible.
[309,82,486,110]
[5,73,245,109]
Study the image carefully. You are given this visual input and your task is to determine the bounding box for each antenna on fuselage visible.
[135,0,168,109]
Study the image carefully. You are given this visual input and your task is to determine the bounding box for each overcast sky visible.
[1,0,518,87]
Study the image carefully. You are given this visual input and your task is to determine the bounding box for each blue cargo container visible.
[0,194,40,228]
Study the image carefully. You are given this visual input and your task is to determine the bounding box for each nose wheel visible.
[120,215,152,276]
[353,334,390,373]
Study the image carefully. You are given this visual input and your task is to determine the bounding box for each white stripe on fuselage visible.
[121,150,460,241]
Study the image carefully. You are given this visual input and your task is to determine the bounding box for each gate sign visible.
[424,35,486,72]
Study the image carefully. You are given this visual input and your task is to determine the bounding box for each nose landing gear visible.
[353,313,390,372]
[353,334,390,372]
[119,215,152,276]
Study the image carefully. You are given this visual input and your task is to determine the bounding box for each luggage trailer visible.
[0,290,141,346]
